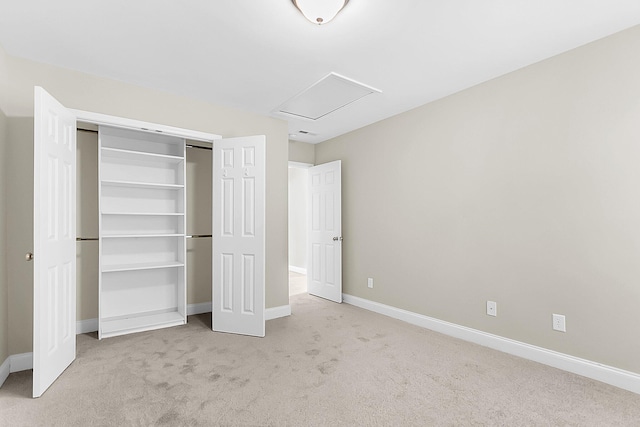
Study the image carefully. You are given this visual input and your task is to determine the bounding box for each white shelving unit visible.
[98,126,187,339]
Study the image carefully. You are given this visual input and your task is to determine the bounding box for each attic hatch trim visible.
[274,72,381,121]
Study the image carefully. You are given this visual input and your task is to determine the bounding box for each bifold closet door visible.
[212,136,266,337]
[33,87,77,398]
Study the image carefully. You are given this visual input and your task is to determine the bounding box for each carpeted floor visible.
[289,271,307,296]
[2,293,640,426]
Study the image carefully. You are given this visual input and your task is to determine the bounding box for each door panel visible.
[212,136,265,337]
[307,160,342,303]
[33,87,77,397]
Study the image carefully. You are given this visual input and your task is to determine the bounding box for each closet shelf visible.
[99,125,187,340]
[101,179,184,190]
[101,147,184,163]
[102,261,184,273]
[100,311,185,339]
[102,234,184,239]
[101,212,185,216]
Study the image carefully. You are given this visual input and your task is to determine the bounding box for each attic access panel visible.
[276,72,381,121]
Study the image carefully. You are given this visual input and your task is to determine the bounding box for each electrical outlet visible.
[367,278,374,289]
[553,314,566,332]
[486,301,497,317]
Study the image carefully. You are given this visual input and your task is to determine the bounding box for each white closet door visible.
[33,87,77,398]
[212,136,266,337]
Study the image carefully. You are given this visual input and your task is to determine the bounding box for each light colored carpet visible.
[289,271,307,296]
[2,293,640,426]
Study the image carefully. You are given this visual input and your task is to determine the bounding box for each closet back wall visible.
[186,144,213,306]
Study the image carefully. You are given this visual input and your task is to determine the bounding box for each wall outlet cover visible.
[553,314,566,332]
[487,301,497,317]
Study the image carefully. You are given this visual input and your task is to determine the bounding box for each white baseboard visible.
[186,302,292,320]
[289,266,307,275]
[343,294,640,395]
[76,318,98,334]
[74,302,218,335]
[187,302,212,316]
[9,352,33,373]
[0,357,9,387]
[266,304,291,320]
[73,302,291,336]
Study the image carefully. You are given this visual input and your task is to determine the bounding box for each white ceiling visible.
[1,1,639,143]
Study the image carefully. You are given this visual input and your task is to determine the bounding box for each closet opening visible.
[34,88,266,396]
[75,124,215,337]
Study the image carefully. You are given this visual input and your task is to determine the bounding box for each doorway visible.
[288,162,312,296]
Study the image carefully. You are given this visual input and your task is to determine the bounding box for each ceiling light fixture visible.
[291,0,349,25]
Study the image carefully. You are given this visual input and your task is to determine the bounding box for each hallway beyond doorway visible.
[289,271,306,296]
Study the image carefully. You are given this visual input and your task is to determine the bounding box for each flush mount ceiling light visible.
[291,0,349,25]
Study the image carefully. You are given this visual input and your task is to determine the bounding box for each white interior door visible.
[212,136,266,337]
[33,87,77,397]
[308,160,342,303]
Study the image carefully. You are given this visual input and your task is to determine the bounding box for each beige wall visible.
[6,118,32,354]
[0,107,8,364]
[288,167,308,270]
[2,49,289,355]
[315,25,640,374]
[288,140,315,164]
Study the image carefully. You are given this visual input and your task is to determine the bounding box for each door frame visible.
[68,109,223,334]
[71,109,220,143]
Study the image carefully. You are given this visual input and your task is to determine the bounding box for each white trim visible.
[343,294,640,395]
[289,266,307,275]
[288,161,314,169]
[187,302,212,316]
[9,353,33,373]
[185,302,292,320]
[0,357,9,387]
[70,109,221,143]
[76,318,98,334]
[266,305,292,320]
[73,301,276,333]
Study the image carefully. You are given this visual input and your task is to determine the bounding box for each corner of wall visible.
[0,106,9,367]
[0,43,9,115]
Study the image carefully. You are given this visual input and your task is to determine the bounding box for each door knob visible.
[25,252,34,261]
[332,236,343,242]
